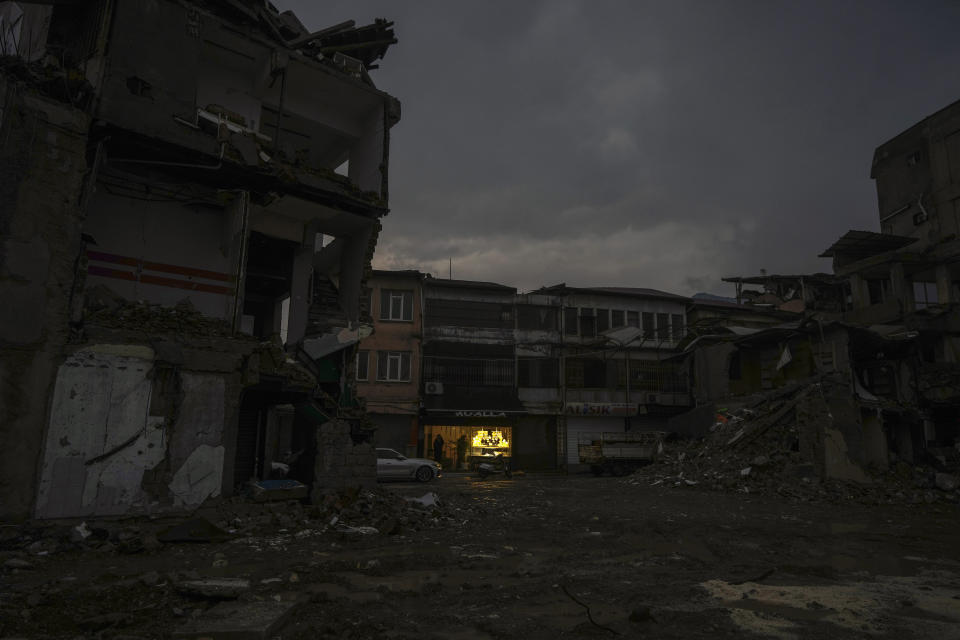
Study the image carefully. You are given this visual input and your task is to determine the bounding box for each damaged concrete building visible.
[680,98,960,482]
[0,0,401,520]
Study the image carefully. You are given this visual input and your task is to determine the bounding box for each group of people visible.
[432,433,469,466]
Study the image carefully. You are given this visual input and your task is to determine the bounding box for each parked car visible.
[376,448,441,482]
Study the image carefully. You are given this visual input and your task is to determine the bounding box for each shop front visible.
[564,402,635,468]
[423,410,520,471]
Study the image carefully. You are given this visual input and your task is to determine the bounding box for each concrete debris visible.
[627,378,960,506]
[172,600,301,640]
[935,473,959,492]
[405,492,439,508]
[177,577,251,599]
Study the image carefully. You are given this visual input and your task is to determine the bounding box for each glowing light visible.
[471,430,509,449]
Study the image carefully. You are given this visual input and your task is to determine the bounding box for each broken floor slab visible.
[172,600,301,639]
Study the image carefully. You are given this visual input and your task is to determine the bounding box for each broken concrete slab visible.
[172,600,300,639]
[177,577,250,599]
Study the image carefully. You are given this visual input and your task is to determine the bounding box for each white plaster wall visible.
[36,346,165,518]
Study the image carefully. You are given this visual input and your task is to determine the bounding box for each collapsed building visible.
[676,98,960,484]
[0,0,400,520]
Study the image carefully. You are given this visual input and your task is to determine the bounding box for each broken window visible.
[356,350,369,381]
[611,309,625,328]
[376,351,411,382]
[579,309,596,338]
[596,309,610,333]
[641,312,654,339]
[518,358,559,387]
[627,311,639,328]
[913,281,938,309]
[381,289,413,321]
[564,307,578,335]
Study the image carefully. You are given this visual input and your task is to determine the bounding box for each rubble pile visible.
[628,380,960,506]
[208,486,454,539]
[84,285,237,337]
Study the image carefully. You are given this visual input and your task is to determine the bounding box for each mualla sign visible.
[565,403,638,416]
[454,410,507,418]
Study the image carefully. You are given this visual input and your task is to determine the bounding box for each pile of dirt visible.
[627,380,960,506]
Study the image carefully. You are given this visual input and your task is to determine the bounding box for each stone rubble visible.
[627,381,960,506]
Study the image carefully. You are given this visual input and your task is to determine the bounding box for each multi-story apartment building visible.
[0,1,401,519]
[532,285,691,469]
[355,270,424,456]
[817,99,960,459]
[356,274,694,471]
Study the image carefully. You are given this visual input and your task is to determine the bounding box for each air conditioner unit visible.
[425,381,444,395]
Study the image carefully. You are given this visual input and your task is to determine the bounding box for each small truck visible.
[578,431,666,476]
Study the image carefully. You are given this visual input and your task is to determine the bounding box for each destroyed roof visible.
[537,284,689,302]
[206,1,396,70]
[818,230,918,260]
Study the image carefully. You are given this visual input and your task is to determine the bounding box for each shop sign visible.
[454,410,507,418]
[565,402,638,416]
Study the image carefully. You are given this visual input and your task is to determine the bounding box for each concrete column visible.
[286,246,312,345]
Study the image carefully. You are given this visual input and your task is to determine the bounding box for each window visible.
[627,311,639,328]
[380,289,413,321]
[656,313,670,340]
[641,312,654,338]
[867,278,889,305]
[517,305,559,330]
[611,310,625,328]
[596,309,609,333]
[564,307,578,335]
[565,358,607,388]
[376,351,411,382]
[518,358,559,387]
[913,281,938,309]
[356,350,369,381]
[579,309,596,338]
[423,357,513,386]
[671,314,684,341]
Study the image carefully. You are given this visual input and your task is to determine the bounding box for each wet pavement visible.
[2,474,959,639]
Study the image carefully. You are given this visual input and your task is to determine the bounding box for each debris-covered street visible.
[3,474,959,639]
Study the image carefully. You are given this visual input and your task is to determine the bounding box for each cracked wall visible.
[0,83,90,521]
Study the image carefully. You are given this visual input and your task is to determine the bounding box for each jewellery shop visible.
[422,410,519,470]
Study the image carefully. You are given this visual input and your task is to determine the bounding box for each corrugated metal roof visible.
[818,230,917,259]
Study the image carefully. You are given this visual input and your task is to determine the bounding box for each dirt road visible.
[2,474,959,639]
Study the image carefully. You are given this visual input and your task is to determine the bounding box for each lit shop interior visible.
[424,425,513,469]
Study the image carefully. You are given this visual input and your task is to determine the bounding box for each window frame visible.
[356,350,369,381]
[380,289,414,322]
[376,350,412,382]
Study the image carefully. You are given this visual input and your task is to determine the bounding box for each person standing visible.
[433,433,445,463]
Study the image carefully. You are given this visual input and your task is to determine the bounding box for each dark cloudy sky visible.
[274,0,960,296]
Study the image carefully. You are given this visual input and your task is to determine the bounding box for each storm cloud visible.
[275,0,960,295]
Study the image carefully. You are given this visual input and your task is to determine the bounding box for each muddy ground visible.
[2,474,960,639]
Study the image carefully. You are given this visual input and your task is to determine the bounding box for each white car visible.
[376,448,441,482]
